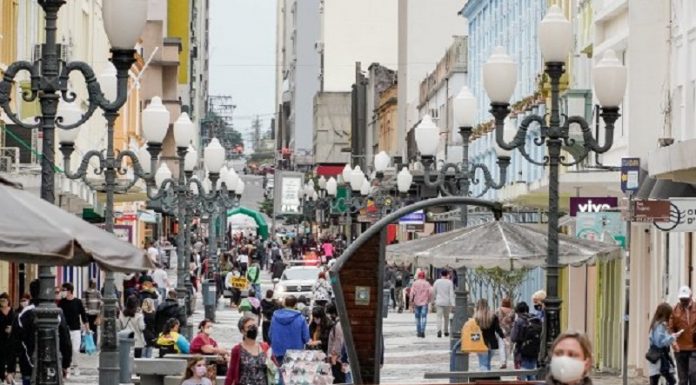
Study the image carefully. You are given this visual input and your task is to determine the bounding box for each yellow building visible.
[167,0,190,92]
[0,0,19,298]
[376,84,398,155]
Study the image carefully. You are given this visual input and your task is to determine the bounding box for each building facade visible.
[416,36,468,164]
[397,0,467,161]
[313,92,351,165]
[275,0,321,167]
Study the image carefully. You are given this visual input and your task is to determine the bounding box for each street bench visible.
[162,353,225,362]
[164,376,226,385]
[424,369,542,383]
[134,358,186,385]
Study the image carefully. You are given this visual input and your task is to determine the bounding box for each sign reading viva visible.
[569,197,618,217]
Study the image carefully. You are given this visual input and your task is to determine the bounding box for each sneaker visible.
[437,331,442,338]
[445,332,449,337]
[74,367,80,376]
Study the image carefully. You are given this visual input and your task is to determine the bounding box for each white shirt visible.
[432,278,456,307]
[147,246,159,264]
[238,253,249,264]
[152,268,169,289]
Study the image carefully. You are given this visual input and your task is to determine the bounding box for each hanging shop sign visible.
[654,198,696,232]
[631,199,670,223]
[569,197,618,217]
[620,157,640,193]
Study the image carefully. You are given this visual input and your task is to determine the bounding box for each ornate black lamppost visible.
[414,86,511,372]
[0,1,148,384]
[483,5,626,364]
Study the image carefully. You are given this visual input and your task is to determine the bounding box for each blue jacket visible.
[270,308,309,357]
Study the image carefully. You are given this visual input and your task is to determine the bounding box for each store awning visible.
[315,164,345,177]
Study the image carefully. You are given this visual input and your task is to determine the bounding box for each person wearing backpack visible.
[473,298,505,372]
[510,301,541,380]
[155,318,190,357]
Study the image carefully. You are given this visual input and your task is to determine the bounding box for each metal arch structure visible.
[329,196,502,384]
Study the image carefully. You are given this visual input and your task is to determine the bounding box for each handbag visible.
[646,345,662,363]
[261,343,279,385]
[461,318,489,353]
[82,331,98,355]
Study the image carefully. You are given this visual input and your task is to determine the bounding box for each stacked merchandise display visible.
[281,350,334,385]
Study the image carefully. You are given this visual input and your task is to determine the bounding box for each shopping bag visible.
[82,331,98,355]
[460,318,489,353]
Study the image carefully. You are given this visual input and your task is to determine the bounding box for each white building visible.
[319,0,398,93]
[398,0,467,159]
[276,0,321,165]
[416,36,468,163]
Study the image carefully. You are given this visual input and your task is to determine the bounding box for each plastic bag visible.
[82,331,97,355]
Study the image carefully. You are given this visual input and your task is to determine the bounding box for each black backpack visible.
[519,317,543,358]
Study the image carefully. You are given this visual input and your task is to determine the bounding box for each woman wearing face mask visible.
[180,357,212,385]
[224,315,275,385]
[547,332,593,385]
[307,306,333,354]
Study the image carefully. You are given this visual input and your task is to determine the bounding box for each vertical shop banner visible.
[274,171,304,215]
[575,212,626,248]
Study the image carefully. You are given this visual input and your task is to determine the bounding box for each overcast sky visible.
[209,0,276,146]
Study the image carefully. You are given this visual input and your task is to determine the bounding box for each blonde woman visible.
[141,298,157,358]
[473,298,505,371]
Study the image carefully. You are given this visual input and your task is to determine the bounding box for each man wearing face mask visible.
[58,282,89,377]
[669,285,696,385]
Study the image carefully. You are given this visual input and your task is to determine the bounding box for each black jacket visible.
[143,311,157,347]
[9,305,72,377]
[0,308,16,375]
[261,299,279,322]
[478,314,505,350]
[308,320,334,354]
[155,299,185,334]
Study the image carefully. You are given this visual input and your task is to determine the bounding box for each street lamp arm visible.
[518,144,550,167]
[61,149,104,181]
[0,61,42,129]
[470,161,507,190]
[116,150,153,181]
[147,178,176,201]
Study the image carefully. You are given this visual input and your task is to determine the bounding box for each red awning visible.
[315,164,345,177]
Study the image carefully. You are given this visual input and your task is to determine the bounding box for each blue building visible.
[460,0,547,200]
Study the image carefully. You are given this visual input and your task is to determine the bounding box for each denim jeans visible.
[477,349,493,371]
[252,283,261,299]
[519,356,537,381]
[414,305,428,334]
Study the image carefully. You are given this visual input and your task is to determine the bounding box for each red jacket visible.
[224,342,272,385]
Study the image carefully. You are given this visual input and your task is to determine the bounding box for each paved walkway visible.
[64,270,646,384]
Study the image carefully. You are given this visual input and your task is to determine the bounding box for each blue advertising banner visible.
[620,157,640,193]
[399,210,425,225]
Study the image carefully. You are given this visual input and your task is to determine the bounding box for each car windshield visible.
[282,268,320,281]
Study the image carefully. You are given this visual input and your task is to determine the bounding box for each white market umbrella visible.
[0,177,153,272]
[386,220,621,269]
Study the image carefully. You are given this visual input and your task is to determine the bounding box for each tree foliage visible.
[469,266,530,307]
[202,111,243,153]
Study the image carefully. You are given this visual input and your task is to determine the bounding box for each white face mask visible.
[550,355,586,384]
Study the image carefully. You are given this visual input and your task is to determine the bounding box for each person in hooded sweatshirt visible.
[155,289,186,334]
[269,295,309,364]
